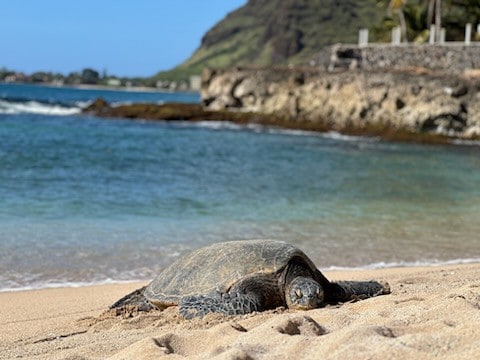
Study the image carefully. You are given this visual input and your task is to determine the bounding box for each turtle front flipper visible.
[330,280,390,302]
[179,292,262,319]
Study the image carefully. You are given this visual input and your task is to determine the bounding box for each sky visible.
[0,0,246,77]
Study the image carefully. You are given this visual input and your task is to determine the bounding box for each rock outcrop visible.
[201,67,480,139]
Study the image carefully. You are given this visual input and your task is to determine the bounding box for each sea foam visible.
[0,99,81,115]
[323,257,480,271]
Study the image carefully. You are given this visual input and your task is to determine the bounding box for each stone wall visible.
[201,67,480,139]
[311,44,480,74]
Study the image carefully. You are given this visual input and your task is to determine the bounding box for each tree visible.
[81,68,100,84]
[435,0,442,41]
[376,0,408,42]
[442,0,480,40]
[389,0,408,42]
[374,0,479,43]
[0,68,14,81]
[426,0,435,28]
[415,0,443,41]
[403,2,429,42]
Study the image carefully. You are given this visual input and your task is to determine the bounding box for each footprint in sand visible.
[152,333,183,355]
[275,315,327,336]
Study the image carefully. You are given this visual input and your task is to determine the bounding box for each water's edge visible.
[3,257,480,293]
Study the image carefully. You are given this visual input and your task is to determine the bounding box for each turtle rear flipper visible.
[110,286,155,311]
[179,292,262,319]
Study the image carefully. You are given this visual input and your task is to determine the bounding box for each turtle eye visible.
[316,288,322,298]
[295,289,303,298]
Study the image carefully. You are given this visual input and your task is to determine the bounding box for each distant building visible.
[106,78,121,87]
[4,73,27,83]
[190,75,201,91]
[51,79,64,86]
[4,75,16,83]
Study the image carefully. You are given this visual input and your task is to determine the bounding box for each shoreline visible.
[2,263,480,359]
[0,81,199,95]
[82,100,480,146]
[4,257,480,294]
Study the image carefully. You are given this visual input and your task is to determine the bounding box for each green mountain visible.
[154,0,383,81]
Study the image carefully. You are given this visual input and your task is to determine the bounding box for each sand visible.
[1,264,480,359]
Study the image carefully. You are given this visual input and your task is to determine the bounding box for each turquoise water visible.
[1,83,480,291]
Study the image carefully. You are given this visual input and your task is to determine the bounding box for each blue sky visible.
[0,1,246,77]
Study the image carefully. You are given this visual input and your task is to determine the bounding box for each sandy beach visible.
[1,264,479,359]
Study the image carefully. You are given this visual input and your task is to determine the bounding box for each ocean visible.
[1,83,479,292]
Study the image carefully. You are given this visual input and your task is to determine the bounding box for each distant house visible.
[4,73,27,83]
[4,75,16,83]
[189,75,201,91]
[106,78,121,87]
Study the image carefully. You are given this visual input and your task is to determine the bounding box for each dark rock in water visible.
[82,100,277,129]
[83,97,111,115]
[105,102,206,121]
[82,100,202,120]
[81,99,328,131]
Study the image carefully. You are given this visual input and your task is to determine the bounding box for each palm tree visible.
[435,0,442,42]
[426,0,435,29]
[419,0,441,42]
[374,0,478,43]
[389,0,408,42]
[403,2,430,42]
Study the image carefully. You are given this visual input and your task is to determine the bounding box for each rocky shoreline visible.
[201,66,480,140]
[83,66,480,145]
[83,99,454,145]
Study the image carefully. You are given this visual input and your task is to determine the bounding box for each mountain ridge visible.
[154,0,383,81]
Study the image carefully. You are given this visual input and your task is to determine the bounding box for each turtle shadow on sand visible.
[111,240,390,319]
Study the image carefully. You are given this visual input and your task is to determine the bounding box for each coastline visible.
[82,97,480,146]
[82,100,458,146]
[4,256,480,294]
[2,263,480,359]
[201,67,480,141]
[0,81,197,95]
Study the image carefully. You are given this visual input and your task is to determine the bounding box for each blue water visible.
[1,83,480,291]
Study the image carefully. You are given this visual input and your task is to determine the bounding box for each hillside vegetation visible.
[154,0,480,82]
[154,0,382,81]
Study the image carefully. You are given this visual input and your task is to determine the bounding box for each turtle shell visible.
[144,239,317,308]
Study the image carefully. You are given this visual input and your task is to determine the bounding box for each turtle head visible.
[286,277,324,310]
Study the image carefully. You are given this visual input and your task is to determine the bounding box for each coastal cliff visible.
[201,67,480,139]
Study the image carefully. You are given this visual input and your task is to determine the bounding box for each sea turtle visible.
[111,240,389,319]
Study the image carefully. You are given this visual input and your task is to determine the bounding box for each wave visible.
[181,122,383,142]
[323,257,480,271]
[190,121,247,131]
[321,131,379,142]
[0,95,82,115]
[0,279,140,293]
[0,266,155,293]
[451,138,480,146]
[189,121,318,136]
